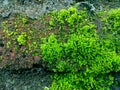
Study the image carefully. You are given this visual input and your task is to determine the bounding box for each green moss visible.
[17,32,27,45]
[21,17,28,24]
[100,8,120,54]
[50,73,114,90]
[40,7,120,89]
[1,6,120,89]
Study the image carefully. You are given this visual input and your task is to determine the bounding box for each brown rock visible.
[34,56,41,64]
[9,52,15,59]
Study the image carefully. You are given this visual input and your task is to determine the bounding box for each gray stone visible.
[0,0,75,19]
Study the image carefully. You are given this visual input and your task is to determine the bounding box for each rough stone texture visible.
[0,1,120,90]
[0,68,52,90]
[0,0,120,19]
[0,0,75,19]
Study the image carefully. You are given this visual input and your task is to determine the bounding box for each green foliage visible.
[2,22,28,48]
[107,8,120,33]
[50,73,114,90]
[41,30,120,73]
[41,34,63,68]
[1,6,120,89]
[49,7,88,31]
[100,8,120,54]
[41,7,120,73]
[41,7,120,89]
[21,17,28,24]
[17,32,27,45]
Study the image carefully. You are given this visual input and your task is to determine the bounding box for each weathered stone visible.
[0,0,75,19]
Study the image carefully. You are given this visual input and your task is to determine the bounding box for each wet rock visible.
[0,68,53,90]
[0,0,75,19]
[1,11,11,18]
[3,0,9,5]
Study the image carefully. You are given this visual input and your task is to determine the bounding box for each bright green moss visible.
[50,73,114,90]
[40,7,120,89]
[100,8,120,54]
[17,32,27,45]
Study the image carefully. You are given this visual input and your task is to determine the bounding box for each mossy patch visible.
[1,6,120,89]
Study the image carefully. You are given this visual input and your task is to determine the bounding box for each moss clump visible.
[99,8,120,55]
[50,73,115,90]
[40,7,120,89]
[17,32,27,45]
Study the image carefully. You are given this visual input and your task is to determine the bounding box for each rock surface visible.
[0,0,120,90]
[0,0,75,19]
